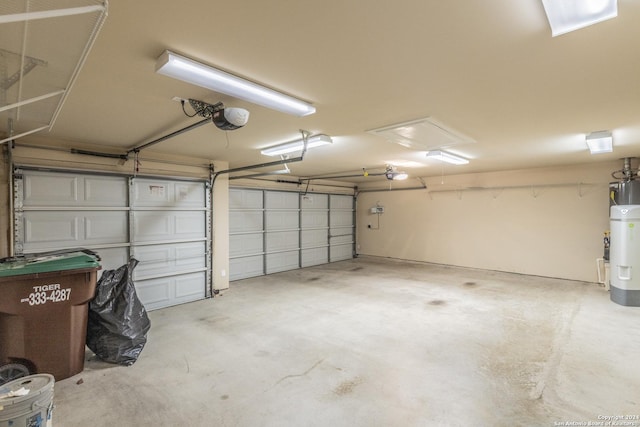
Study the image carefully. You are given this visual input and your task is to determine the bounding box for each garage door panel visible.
[94,247,129,273]
[24,213,79,245]
[301,194,328,209]
[331,244,353,262]
[174,182,206,207]
[230,211,263,233]
[230,255,263,280]
[132,179,205,208]
[175,272,206,299]
[135,277,170,307]
[302,247,328,267]
[23,173,78,206]
[329,194,353,263]
[266,231,298,252]
[23,211,128,249]
[85,213,128,242]
[265,211,298,231]
[330,195,353,209]
[265,191,298,209]
[230,189,262,209]
[134,272,205,311]
[266,251,299,274]
[301,211,328,228]
[133,212,171,240]
[175,243,207,268]
[175,213,206,235]
[23,172,127,207]
[330,211,353,227]
[133,211,205,242]
[132,242,206,279]
[330,229,353,245]
[230,233,263,257]
[84,176,128,206]
[301,229,327,248]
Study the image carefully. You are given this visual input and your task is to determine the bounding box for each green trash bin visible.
[0,252,101,381]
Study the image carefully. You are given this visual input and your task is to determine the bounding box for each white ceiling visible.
[3,0,640,182]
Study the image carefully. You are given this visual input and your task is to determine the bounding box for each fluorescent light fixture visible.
[586,130,613,154]
[426,150,469,165]
[261,134,332,156]
[390,172,409,181]
[156,50,316,117]
[541,0,618,37]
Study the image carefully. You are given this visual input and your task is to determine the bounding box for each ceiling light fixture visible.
[426,150,469,165]
[385,166,408,181]
[586,130,613,154]
[541,0,618,37]
[261,134,332,156]
[368,117,476,151]
[155,50,316,117]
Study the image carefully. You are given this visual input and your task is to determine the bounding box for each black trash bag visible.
[86,259,151,366]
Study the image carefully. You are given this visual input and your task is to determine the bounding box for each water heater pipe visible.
[612,157,638,181]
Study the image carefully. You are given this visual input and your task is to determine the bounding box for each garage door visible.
[229,189,264,281]
[265,191,299,274]
[329,194,355,262]
[301,193,329,267]
[13,169,210,311]
[229,188,354,280]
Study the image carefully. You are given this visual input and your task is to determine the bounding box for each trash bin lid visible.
[0,252,100,277]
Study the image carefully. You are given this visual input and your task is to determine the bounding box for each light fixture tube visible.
[586,130,613,154]
[156,50,316,117]
[393,172,408,181]
[261,134,332,156]
[541,0,618,37]
[426,150,469,165]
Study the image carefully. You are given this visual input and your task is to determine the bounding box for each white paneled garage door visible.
[301,193,329,267]
[329,194,355,262]
[265,191,299,274]
[129,178,209,310]
[13,169,210,311]
[229,188,354,281]
[229,189,264,281]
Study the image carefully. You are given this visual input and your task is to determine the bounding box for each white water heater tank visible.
[610,205,640,306]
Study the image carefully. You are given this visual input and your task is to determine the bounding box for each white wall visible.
[356,162,617,282]
[212,173,230,290]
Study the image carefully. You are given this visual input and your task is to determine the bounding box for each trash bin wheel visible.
[0,363,30,386]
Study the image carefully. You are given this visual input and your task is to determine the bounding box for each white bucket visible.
[0,374,54,427]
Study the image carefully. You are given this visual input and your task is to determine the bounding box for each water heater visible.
[609,158,640,306]
[610,205,640,305]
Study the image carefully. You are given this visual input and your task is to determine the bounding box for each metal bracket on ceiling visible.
[0,49,47,91]
[188,99,223,119]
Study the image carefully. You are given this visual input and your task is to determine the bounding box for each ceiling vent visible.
[0,0,108,144]
[367,117,475,151]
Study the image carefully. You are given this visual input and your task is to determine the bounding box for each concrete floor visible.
[52,256,640,427]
